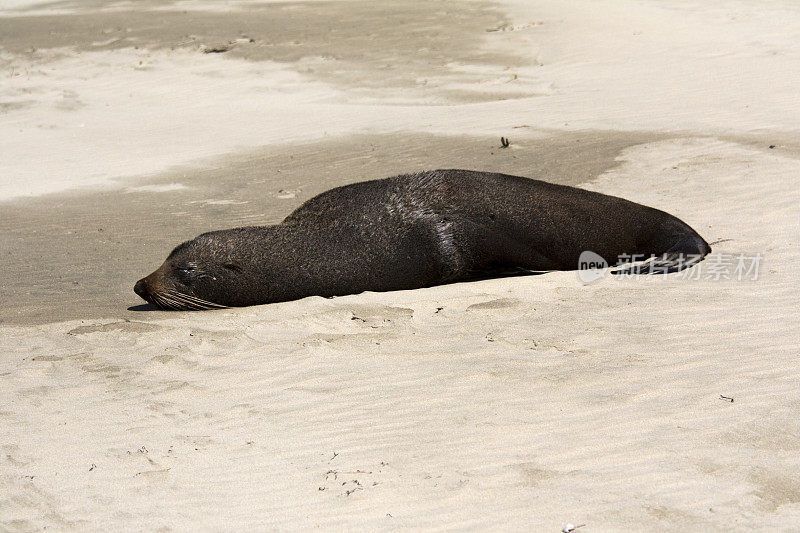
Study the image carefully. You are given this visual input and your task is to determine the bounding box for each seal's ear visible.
[223,262,241,272]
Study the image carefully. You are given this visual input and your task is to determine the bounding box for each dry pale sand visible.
[1,0,799,531]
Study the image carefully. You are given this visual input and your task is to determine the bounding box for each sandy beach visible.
[1,1,799,530]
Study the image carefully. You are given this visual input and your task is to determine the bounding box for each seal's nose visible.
[134,279,148,300]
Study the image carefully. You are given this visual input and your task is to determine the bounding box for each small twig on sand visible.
[203,44,232,54]
[709,238,733,245]
[134,467,171,476]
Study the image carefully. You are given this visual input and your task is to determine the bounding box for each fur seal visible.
[134,169,711,310]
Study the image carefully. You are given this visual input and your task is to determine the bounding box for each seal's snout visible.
[134,278,149,300]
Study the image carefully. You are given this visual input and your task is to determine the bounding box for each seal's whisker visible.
[165,290,219,311]
[160,295,181,311]
[171,292,227,309]
[156,292,184,310]
[150,293,166,309]
[162,290,202,310]
[170,291,207,303]
[190,299,223,310]
[164,293,201,311]
[165,290,227,309]
[151,293,174,310]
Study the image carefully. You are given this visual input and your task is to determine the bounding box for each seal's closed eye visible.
[175,267,196,283]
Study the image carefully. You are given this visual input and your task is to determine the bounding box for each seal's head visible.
[134,230,259,310]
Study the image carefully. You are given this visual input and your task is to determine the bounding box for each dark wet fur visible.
[134,169,711,310]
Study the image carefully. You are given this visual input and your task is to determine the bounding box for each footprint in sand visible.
[67,321,163,336]
[466,298,521,311]
[345,305,414,328]
[302,305,415,349]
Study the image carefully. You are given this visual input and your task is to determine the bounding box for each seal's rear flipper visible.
[611,252,702,275]
[612,232,711,276]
